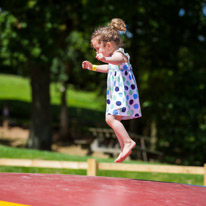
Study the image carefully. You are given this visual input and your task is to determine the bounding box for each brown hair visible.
[91,18,126,47]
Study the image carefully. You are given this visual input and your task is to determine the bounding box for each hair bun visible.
[109,18,126,32]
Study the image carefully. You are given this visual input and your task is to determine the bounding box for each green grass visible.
[0,145,204,186]
[0,74,31,102]
[0,73,106,125]
[0,74,104,111]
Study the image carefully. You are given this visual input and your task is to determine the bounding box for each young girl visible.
[82,18,142,163]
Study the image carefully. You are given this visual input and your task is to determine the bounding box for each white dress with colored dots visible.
[106,48,142,120]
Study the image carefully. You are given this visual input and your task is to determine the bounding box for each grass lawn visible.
[0,145,204,186]
[0,74,105,111]
[0,73,106,125]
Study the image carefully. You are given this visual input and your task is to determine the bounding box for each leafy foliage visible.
[0,0,205,164]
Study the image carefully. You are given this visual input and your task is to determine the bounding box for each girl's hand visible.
[96,53,106,62]
[82,61,92,70]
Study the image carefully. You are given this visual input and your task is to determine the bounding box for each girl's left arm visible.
[96,52,127,65]
[82,60,109,73]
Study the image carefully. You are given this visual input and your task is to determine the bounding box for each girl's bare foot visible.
[118,141,136,163]
[114,151,132,163]
[115,152,123,163]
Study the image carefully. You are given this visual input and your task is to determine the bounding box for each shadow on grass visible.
[0,139,11,146]
[0,99,106,127]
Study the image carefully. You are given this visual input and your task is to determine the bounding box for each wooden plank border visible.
[0,158,87,170]
[0,158,205,186]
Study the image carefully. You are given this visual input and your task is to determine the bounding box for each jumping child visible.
[82,18,142,163]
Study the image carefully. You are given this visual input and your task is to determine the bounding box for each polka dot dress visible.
[106,48,142,120]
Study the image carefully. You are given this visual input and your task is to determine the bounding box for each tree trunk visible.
[59,81,69,141]
[27,64,52,150]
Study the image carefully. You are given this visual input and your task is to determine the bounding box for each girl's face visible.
[91,38,114,57]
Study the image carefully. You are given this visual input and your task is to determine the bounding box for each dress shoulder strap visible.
[114,48,130,61]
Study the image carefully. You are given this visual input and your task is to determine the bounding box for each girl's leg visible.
[113,116,133,162]
[111,115,124,161]
[105,115,136,163]
[105,115,124,161]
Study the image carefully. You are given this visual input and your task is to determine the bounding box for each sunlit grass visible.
[0,74,104,111]
[50,83,104,111]
[0,74,31,102]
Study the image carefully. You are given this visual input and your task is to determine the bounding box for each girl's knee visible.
[105,115,114,127]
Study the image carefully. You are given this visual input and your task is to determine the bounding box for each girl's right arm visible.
[82,61,109,73]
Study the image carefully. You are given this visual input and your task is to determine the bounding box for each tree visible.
[127,0,206,165]
[0,0,84,150]
[1,0,205,165]
[80,0,206,165]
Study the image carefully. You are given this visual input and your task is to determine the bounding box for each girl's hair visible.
[91,18,126,47]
